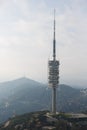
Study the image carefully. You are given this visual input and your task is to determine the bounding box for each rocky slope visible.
[1,111,87,130]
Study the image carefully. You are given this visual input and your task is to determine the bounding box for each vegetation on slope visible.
[1,111,87,130]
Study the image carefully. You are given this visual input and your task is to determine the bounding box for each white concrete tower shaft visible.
[52,9,56,114]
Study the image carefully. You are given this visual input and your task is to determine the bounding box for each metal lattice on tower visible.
[48,10,59,114]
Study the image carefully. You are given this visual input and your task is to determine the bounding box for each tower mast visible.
[53,9,56,61]
[48,10,59,114]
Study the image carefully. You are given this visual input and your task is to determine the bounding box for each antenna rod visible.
[53,9,56,60]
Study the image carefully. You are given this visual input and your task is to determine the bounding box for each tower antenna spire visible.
[53,9,56,60]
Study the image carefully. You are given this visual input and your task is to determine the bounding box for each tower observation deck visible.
[48,10,59,114]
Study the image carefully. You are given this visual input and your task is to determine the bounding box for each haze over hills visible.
[0,77,87,123]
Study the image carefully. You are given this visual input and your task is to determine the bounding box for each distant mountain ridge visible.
[0,77,87,123]
[0,77,43,87]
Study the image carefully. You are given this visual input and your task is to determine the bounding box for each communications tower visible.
[48,10,59,114]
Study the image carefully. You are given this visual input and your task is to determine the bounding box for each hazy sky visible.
[0,0,87,87]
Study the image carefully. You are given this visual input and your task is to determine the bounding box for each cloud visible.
[0,0,87,87]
